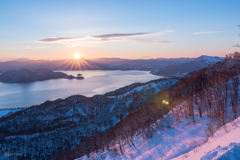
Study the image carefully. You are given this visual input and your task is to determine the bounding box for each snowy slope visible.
[77,105,240,160]
[173,117,240,160]
[77,106,212,160]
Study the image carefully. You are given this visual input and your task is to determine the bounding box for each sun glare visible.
[74,53,81,59]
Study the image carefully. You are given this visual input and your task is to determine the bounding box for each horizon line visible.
[0,55,224,62]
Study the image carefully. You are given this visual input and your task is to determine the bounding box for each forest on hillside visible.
[50,52,240,160]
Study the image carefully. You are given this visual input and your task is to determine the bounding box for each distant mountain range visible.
[0,55,224,77]
[152,55,224,77]
[0,68,83,83]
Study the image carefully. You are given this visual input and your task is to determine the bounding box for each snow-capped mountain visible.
[154,55,223,77]
[194,55,223,63]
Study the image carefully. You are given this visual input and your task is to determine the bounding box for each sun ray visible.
[76,60,81,70]
[62,60,74,70]
[56,55,97,71]
[69,60,76,71]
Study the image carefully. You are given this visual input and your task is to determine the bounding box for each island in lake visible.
[0,68,84,83]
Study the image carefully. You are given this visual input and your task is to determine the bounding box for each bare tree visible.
[193,92,205,118]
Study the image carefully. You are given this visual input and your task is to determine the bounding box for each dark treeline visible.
[0,76,176,159]
[172,52,240,126]
[50,52,240,160]
[50,89,172,160]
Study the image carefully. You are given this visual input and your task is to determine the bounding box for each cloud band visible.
[36,30,174,43]
[194,31,220,34]
[36,36,83,42]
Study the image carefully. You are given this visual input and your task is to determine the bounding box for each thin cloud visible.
[36,30,174,43]
[194,31,220,34]
[92,32,151,39]
[130,38,173,44]
[92,30,174,40]
[233,44,240,47]
[36,36,83,42]
[155,30,175,35]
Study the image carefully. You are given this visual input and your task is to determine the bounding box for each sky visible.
[0,0,239,61]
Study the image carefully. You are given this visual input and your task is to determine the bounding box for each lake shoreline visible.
[0,70,162,109]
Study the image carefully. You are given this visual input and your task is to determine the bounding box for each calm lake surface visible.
[0,70,162,109]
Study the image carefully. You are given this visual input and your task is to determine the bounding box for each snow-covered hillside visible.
[173,117,240,160]
[76,107,204,160]
[76,56,240,160]
[77,106,240,160]
[0,78,178,160]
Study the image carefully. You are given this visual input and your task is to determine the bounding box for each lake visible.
[0,70,162,109]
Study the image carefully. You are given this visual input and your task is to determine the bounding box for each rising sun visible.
[74,53,81,59]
